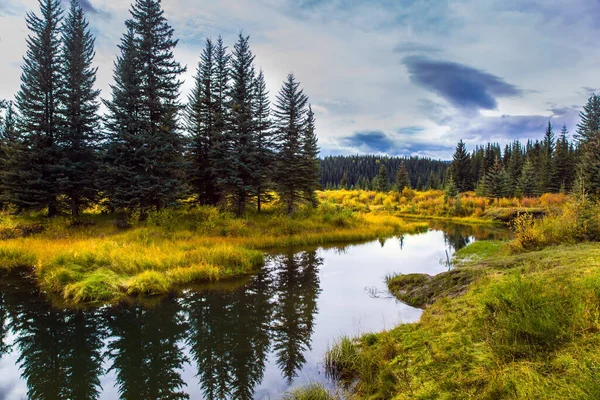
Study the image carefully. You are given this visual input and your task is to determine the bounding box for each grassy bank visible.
[0,202,427,305]
[319,189,568,222]
[323,199,600,399]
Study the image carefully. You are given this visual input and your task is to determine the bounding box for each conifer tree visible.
[444,175,458,198]
[373,164,388,192]
[340,172,349,189]
[14,0,64,216]
[0,102,24,209]
[223,33,257,215]
[273,73,309,213]
[581,136,600,197]
[104,0,186,213]
[552,125,572,193]
[450,140,472,192]
[540,121,555,193]
[516,158,540,197]
[299,105,320,205]
[101,28,143,212]
[252,69,274,212]
[210,36,231,205]
[186,38,221,205]
[58,0,100,216]
[484,157,511,199]
[575,94,600,146]
[395,161,410,191]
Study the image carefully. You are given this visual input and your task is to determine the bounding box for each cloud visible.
[403,56,523,111]
[393,41,441,54]
[341,130,394,153]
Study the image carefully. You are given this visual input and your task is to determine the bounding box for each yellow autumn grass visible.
[0,201,428,305]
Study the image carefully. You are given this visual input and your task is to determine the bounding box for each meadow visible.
[0,189,574,306]
[320,194,600,399]
[0,197,430,305]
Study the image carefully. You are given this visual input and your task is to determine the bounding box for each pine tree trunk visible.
[257,192,261,213]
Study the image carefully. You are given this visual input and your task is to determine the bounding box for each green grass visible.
[283,383,340,400]
[326,240,600,399]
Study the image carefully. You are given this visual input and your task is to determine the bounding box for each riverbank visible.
[0,203,428,305]
[323,200,600,399]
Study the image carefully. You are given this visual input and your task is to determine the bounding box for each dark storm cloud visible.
[403,56,523,111]
[342,130,394,152]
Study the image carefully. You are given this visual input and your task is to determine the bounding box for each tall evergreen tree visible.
[540,121,555,193]
[516,158,540,198]
[104,0,186,213]
[273,73,310,214]
[575,94,600,146]
[299,105,320,205]
[373,164,389,192]
[484,157,511,199]
[210,36,231,206]
[395,161,410,191]
[450,140,472,192]
[252,69,274,212]
[222,33,257,215]
[186,38,220,205]
[14,0,64,216]
[552,125,572,193]
[0,102,23,208]
[101,28,143,212]
[58,0,100,216]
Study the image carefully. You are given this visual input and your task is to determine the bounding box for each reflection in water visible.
[106,303,189,400]
[0,226,510,399]
[272,252,322,383]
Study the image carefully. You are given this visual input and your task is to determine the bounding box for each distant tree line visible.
[447,105,600,198]
[0,0,320,218]
[321,155,450,191]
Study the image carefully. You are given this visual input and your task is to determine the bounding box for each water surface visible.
[0,223,509,399]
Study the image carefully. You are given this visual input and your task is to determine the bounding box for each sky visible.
[1,0,599,160]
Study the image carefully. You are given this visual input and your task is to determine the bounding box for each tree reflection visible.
[0,247,326,398]
[106,301,189,400]
[1,270,105,400]
[271,250,322,382]
[184,267,274,400]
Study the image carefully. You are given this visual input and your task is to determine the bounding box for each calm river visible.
[0,223,509,399]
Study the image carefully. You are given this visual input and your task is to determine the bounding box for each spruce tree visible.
[14,0,64,216]
[0,102,24,209]
[57,0,100,216]
[540,121,555,193]
[102,28,143,212]
[252,69,274,212]
[210,36,231,205]
[223,33,257,215]
[552,125,572,193]
[340,172,349,189]
[575,94,600,146]
[104,0,186,213]
[186,38,220,205]
[299,105,320,205]
[450,140,472,192]
[581,136,600,197]
[395,161,410,191]
[373,164,388,192]
[484,157,511,199]
[516,158,540,198]
[273,73,309,214]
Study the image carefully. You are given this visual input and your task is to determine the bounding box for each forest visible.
[0,0,319,219]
